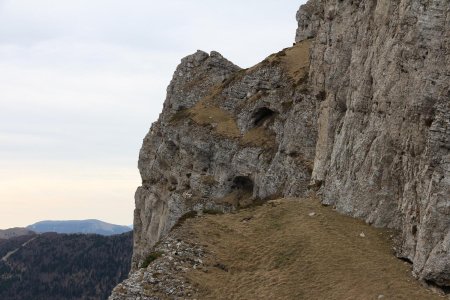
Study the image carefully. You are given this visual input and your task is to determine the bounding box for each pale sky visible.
[0,0,306,229]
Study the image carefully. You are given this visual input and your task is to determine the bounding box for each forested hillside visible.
[0,232,132,300]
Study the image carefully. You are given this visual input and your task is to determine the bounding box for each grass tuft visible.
[141,251,163,269]
[203,209,224,215]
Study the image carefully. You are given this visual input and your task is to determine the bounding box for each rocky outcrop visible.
[119,0,449,295]
[110,230,206,300]
[296,0,450,287]
[132,41,317,270]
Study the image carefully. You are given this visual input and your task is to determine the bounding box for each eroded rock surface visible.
[132,41,317,270]
[115,0,449,296]
[110,235,205,300]
[296,0,450,287]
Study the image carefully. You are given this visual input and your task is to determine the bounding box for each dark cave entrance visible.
[230,175,255,208]
[232,176,254,193]
[252,107,276,127]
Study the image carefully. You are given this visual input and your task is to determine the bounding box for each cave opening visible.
[232,176,254,193]
[252,107,276,127]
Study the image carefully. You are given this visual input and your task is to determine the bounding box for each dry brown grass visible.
[188,100,278,149]
[282,39,311,82]
[200,175,218,186]
[241,127,276,149]
[213,190,255,208]
[169,79,242,140]
[177,197,444,300]
[262,39,311,84]
[178,89,277,148]
[188,96,241,139]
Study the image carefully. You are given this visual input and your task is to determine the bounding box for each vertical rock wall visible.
[296,0,450,286]
[127,0,449,289]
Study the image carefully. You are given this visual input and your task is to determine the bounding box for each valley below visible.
[0,231,132,300]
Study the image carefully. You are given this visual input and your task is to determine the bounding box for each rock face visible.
[110,231,206,300]
[132,42,317,270]
[296,0,450,286]
[123,0,449,294]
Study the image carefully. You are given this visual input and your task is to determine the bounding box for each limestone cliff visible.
[296,0,449,286]
[124,0,449,294]
[132,43,317,269]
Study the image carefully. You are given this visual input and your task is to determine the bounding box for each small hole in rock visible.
[252,107,276,127]
[232,176,254,193]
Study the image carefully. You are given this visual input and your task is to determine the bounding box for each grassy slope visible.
[175,198,443,300]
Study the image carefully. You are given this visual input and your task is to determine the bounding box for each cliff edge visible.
[132,41,317,269]
[117,0,449,296]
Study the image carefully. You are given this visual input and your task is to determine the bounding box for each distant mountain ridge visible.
[27,219,131,236]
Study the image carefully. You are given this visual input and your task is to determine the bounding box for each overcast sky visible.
[0,0,306,229]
